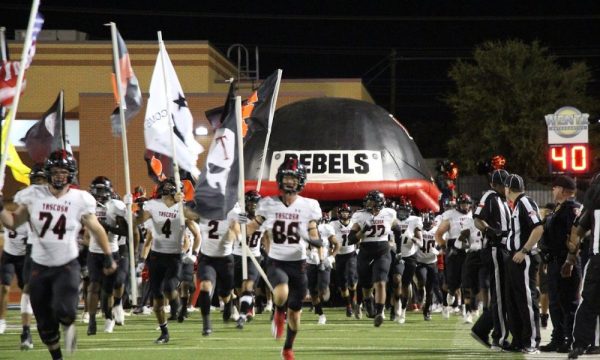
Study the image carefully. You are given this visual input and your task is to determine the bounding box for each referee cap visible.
[490,169,509,185]
[552,175,576,191]
[505,173,524,192]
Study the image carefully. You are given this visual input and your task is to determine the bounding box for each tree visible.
[446,40,598,178]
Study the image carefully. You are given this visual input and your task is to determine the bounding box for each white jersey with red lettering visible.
[232,217,263,257]
[145,199,185,254]
[351,208,397,243]
[416,226,439,264]
[3,222,29,256]
[461,217,483,252]
[400,215,423,257]
[14,188,34,246]
[18,185,96,266]
[90,199,125,254]
[307,223,335,265]
[441,209,473,250]
[331,219,355,255]
[257,195,321,261]
[199,205,240,257]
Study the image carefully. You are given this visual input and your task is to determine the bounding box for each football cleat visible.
[568,347,585,359]
[0,320,6,334]
[81,312,90,324]
[113,304,125,326]
[154,332,169,344]
[87,319,97,336]
[353,302,362,320]
[62,323,77,354]
[522,347,540,355]
[104,318,115,333]
[272,310,286,340]
[20,332,33,350]
[236,316,245,329]
[346,305,353,318]
[318,314,327,325]
[397,308,406,324]
[374,313,384,327]
[464,311,473,324]
[281,348,295,360]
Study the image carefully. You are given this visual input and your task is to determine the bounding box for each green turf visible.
[0,308,524,359]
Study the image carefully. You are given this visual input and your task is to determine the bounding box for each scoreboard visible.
[545,107,590,175]
[547,144,589,174]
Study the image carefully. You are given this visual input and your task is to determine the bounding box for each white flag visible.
[144,46,203,178]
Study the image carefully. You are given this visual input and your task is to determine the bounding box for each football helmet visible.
[29,163,46,183]
[44,150,77,190]
[245,190,262,214]
[320,211,331,224]
[422,211,436,230]
[157,177,178,197]
[90,176,113,204]
[338,203,352,220]
[276,157,307,193]
[364,190,385,213]
[456,193,472,214]
[396,197,413,220]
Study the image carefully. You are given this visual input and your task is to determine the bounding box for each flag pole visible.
[0,0,40,191]
[157,31,185,227]
[58,90,65,149]
[0,27,7,63]
[255,69,282,192]
[109,22,138,305]
[236,95,273,291]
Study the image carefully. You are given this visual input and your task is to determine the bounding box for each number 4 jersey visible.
[257,195,322,262]
[144,199,185,254]
[17,184,96,266]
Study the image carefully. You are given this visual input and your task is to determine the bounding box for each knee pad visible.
[287,299,303,312]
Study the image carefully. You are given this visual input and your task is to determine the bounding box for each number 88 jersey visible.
[256,195,322,261]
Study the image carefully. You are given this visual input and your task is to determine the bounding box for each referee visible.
[504,174,543,354]
[471,169,511,350]
[567,179,600,359]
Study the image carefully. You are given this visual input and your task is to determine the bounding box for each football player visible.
[435,193,473,318]
[85,176,127,335]
[0,150,117,359]
[242,158,322,360]
[331,203,359,318]
[415,211,441,320]
[348,190,403,327]
[234,191,266,329]
[135,177,200,344]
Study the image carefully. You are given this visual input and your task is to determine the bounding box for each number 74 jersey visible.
[256,195,322,261]
[17,184,96,267]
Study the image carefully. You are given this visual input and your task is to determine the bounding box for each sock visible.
[349,289,356,304]
[240,292,252,316]
[23,325,30,334]
[50,348,63,360]
[400,296,408,309]
[90,313,97,323]
[447,294,455,307]
[315,303,323,316]
[180,296,188,311]
[169,298,179,316]
[113,297,122,306]
[199,291,211,316]
[375,303,384,315]
[159,322,168,334]
[465,303,472,313]
[283,325,297,350]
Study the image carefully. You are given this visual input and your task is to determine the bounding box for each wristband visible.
[103,254,114,268]
[192,250,198,256]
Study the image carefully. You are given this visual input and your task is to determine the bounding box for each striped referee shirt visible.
[507,193,542,252]
[474,189,511,247]
[578,208,600,255]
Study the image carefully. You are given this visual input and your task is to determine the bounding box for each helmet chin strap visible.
[51,181,67,190]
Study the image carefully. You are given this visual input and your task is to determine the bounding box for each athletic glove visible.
[322,255,335,269]
[237,212,249,224]
[484,227,503,246]
[182,253,197,265]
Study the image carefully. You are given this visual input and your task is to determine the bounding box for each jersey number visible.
[39,212,67,240]
[208,220,220,239]
[272,220,300,244]
[161,219,172,238]
[364,224,385,237]
[421,239,436,254]
[341,234,349,247]
[248,231,261,247]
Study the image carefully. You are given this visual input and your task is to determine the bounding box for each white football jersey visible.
[307,223,335,265]
[351,208,397,243]
[400,215,423,257]
[3,222,29,256]
[461,217,483,252]
[14,188,34,246]
[416,226,439,264]
[199,205,239,257]
[257,195,321,261]
[18,185,96,266]
[331,219,355,255]
[145,199,185,254]
[89,199,125,254]
[233,217,263,257]
[441,209,473,250]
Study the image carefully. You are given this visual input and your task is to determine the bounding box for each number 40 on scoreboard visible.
[548,144,589,174]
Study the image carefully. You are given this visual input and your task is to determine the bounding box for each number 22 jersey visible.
[18,185,96,267]
[257,195,322,262]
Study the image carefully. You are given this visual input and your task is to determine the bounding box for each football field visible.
[0,307,550,359]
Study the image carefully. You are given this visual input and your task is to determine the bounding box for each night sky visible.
[2,1,600,157]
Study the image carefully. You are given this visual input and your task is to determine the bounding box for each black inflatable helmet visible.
[90,176,113,204]
[276,157,307,193]
[44,150,77,190]
[364,190,385,213]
